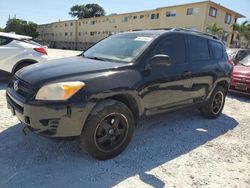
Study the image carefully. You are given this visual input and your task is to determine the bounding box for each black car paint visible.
[6,31,231,137]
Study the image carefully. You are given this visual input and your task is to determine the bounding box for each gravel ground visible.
[0,49,249,188]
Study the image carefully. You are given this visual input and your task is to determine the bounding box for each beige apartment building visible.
[37,0,244,50]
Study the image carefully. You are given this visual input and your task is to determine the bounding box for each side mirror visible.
[150,54,171,67]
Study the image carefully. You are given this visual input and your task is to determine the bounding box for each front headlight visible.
[35,81,85,101]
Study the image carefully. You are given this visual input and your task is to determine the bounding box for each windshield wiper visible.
[239,62,246,66]
[85,56,106,61]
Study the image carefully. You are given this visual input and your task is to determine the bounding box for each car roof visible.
[122,28,220,41]
[0,32,32,40]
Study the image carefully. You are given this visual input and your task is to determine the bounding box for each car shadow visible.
[0,109,238,188]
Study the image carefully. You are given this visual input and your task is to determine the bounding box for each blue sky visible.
[0,0,249,28]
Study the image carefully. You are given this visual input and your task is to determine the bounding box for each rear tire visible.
[13,62,34,75]
[80,100,135,160]
[200,86,226,119]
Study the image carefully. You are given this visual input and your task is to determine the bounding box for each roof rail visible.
[171,28,219,40]
[132,28,172,31]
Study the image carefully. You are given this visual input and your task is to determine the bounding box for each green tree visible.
[206,23,224,36]
[4,18,39,38]
[69,3,105,19]
[232,20,250,48]
[0,27,4,32]
[244,24,250,48]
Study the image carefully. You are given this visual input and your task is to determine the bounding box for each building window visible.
[70,22,73,26]
[133,15,137,19]
[122,17,128,22]
[151,13,159,19]
[65,23,68,27]
[166,11,176,17]
[110,19,115,23]
[140,15,144,19]
[65,32,68,36]
[79,22,81,26]
[187,8,199,15]
[225,13,232,24]
[90,32,95,36]
[209,7,217,17]
[70,32,73,36]
[78,32,81,36]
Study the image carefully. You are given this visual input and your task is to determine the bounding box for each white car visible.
[0,32,48,80]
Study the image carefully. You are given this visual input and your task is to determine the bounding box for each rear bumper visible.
[229,88,250,96]
[6,88,94,138]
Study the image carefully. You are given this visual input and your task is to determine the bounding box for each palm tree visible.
[206,23,224,36]
[231,20,250,48]
[243,24,250,48]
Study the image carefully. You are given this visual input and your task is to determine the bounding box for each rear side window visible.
[209,40,223,60]
[188,35,210,61]
[0,36,13,45]
[153,35,186,64]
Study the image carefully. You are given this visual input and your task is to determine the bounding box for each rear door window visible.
[153,35,186,65]
[209,40,223,60]
[188,35,210,61]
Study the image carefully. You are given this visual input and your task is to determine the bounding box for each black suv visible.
[6,29,232,160]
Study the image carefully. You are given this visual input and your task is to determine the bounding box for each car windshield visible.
[83,34,155,63]
[240,55,250,66]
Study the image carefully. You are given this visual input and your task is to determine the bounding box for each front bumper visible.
[6,87,94,138]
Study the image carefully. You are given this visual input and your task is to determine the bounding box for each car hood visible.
[16,56,128,85]
[233,65,250,76]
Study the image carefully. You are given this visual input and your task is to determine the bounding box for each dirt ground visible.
[0,49,249,188]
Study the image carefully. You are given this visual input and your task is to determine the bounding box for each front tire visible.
[80,100,135,160]
[200,86,226,119]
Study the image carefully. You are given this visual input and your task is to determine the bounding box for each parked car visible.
[227,48,250,65]
[0,32,48,80]
[6,29,232,160]
[230,55,250,95]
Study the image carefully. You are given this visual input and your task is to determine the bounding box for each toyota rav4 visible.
[6,29,232,160]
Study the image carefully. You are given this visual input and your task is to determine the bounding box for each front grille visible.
[230,86,250,93]
[10,77,36,98]
[6,95,24,114]
[232,76,250,84]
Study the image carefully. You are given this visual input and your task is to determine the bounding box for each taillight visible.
[34,47,47,55]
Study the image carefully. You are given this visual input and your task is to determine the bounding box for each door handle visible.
[182,71,192,77]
